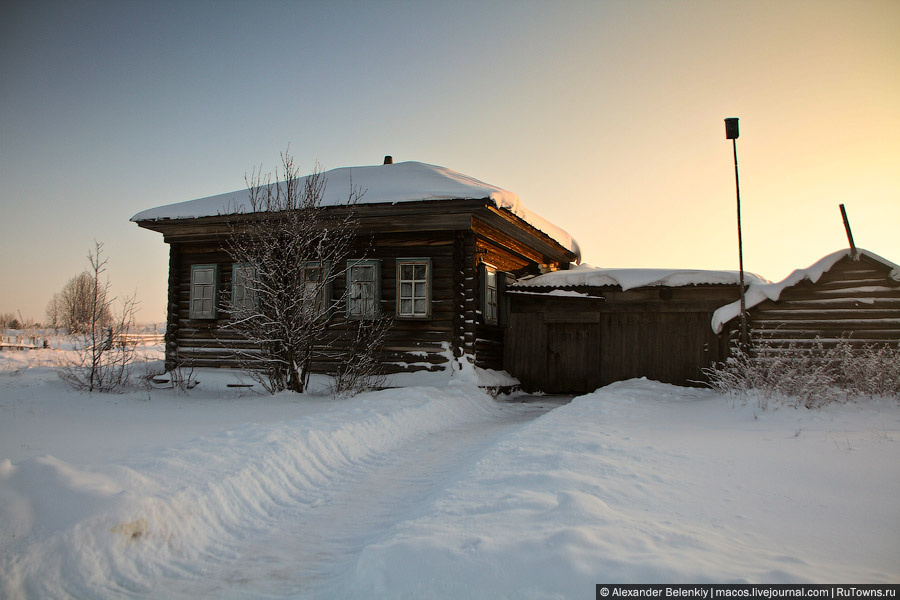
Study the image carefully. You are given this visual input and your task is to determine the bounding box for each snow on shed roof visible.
[711,248,900,333]
[512,263,768,292]
[131,161,580,259]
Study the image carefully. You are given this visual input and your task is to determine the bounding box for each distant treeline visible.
[0,312,37,330]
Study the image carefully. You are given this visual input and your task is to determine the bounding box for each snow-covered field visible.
[1,341,898,598]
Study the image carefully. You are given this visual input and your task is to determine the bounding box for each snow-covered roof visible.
[711,248,900,333]
[131,161,580,259]
[512,263,768,292]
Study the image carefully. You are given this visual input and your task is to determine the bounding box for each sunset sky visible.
[1,0,898,322]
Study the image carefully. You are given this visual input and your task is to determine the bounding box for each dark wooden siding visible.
[742,255,900,348]
[505,286,737,393]
[548,321,601,393]
[504,311,547,391]
[598,311,720,387]
[472,228,536,372]
[169,232,464,372]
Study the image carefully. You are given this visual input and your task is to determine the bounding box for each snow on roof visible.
[711,248,900,333]
[131,161,580,259]
[512,263,768,292]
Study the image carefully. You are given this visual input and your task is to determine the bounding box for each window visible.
[231,263,257,312]
[189,264,218,320]
[301,261,331,315]
[482,265,499,325]
[396,258,431,319]
[347,259,381,320]
[480,264,510,327]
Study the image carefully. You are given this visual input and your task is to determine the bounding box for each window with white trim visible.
[189,264,218,320]
[231,263,256,312]
[396,258,431,319]
[347,259,381,320]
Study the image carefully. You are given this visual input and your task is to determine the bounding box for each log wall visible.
[742,254,900,348]
[168,232,466,373]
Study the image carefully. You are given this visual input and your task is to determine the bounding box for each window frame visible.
[301,260,333,317]
[189,264,219,320]
[481,264,500,325]
[230,262,257,313]
[395,258,432,320]
[346,259,382,320]
[480,263,511,327]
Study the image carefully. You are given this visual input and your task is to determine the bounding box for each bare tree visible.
[224,151,389,394]
[0,312,20,330]
[52,271,112,333]
[45,294,60,332]
[59,241,139,392]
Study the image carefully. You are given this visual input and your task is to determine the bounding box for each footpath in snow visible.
[348,381,900,596]
[0,360,563,599]
[1,349,899,598]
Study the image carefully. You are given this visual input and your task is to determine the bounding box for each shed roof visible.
[711,248,900,333]
[131,160,580,259]
[512,263,768,292]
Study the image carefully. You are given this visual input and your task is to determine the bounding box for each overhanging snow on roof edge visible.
[131,161,581,260]
[710,248,900,334]
[512,263,767,292]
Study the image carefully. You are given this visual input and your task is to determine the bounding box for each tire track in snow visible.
[162,398,564,598]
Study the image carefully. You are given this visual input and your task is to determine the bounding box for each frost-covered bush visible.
[58,242,138,393]
[704,335,900,409]
[327,318,392,398]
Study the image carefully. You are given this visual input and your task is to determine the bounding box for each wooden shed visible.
[712,248,900,349]
[131,160,578,379]
[504,267,759,393]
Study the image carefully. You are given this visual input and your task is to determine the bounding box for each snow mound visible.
[514,263,768,291]
[130,161,580,259]
[347,379,900,594]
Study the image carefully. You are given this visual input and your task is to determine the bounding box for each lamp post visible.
[725,117,749,349]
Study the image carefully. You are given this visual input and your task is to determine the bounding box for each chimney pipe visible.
[383,155,393,165]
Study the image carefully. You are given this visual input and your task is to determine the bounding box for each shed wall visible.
[505,286,737,393]
[742,255,900,347]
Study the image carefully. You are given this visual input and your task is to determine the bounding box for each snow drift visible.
[0,384,506,598]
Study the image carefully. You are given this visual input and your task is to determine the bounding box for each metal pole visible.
[726,118,749,348]
[839,204,858,260]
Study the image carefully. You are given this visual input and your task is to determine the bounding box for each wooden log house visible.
[131,160,579,378]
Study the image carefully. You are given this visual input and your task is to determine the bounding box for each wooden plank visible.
[471,219,544,264]
[543,312,601,324]
[546,322,600,393]
[503,312,546,392]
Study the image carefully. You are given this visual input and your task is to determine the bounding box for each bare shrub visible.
[328,317,392,398]
[704,333,900,409]
[59,242,139,392]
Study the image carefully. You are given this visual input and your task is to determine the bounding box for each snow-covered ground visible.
[1,342,898,598]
